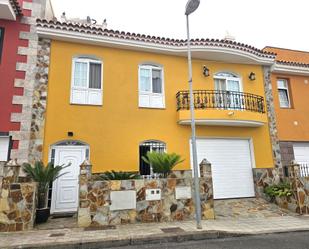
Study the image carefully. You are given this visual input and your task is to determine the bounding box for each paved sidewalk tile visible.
[1,216,309,249]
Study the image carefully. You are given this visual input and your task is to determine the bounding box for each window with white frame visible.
[139,140,166,175]
[277,79,291,108]
[0,136,10,161]
[214,72,242,109]
[138,65,165,108]
[71,57,103,105]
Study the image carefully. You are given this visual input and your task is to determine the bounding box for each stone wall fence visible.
[78,159,215,227]
[0,160,37,232]
[253,161,309,215]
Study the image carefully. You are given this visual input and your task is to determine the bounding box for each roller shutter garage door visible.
[191,138,255,199]
[293,143,309,164]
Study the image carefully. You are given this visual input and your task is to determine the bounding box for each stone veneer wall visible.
[0,178,37,232]
[28,38,51,162]
[263,66,282,170]
[253,165,309,214]
[10,0,51,164]
[78,169,214,227]
[279,142,295,167]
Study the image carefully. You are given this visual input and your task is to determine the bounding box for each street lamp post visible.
[185,0,202,229]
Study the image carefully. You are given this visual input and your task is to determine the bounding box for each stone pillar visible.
[3,159,21,183]
[199,159,215,219]
[263,66,282,170]
[78,160,92,227]
[199,159,211,178]
[288,162,306,214]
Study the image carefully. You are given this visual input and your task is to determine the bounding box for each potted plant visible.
[142,152,184,178]
[100,171,141,180]
[23,161,68,224]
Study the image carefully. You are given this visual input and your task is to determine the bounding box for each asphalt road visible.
[111,231,309,249]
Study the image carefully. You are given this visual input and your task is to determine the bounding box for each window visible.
[277,79,291,108]
[0,28,4,63]
[138,65,165,108]
[71,57,103,105]
[214,72,242,109]
[0,136,10,161]
[139,140,166,175]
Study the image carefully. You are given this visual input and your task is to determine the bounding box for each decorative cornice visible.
[272,61,309,76]
[9,0,22,16]
[36,19,276,65]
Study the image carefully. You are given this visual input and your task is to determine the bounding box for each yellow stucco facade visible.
[43,40,274,173]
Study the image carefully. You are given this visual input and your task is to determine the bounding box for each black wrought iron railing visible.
[176,90,265,113]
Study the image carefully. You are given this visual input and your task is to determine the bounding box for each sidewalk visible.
[1,216,309,249]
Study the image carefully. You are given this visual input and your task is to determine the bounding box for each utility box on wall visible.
[110,190,136,211]
[175,186,192,200]
[145,189,161,201]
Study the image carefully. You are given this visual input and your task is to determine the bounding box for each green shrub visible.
[100,171,140,180]
[264,181,293,199]
[142,152,184,178]
[23,161,69,208]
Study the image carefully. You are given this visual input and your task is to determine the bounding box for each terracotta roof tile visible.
[277,60,309,68]
[36,19,276,59]
[9,0,22,16]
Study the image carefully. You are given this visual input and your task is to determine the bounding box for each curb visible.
[3,228,309,249]
[3,230,250,249]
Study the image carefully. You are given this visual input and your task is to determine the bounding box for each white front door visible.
[51,146,86,213]
[191,138,255,199]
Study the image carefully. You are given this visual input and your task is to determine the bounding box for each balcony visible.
[176,90,267,127]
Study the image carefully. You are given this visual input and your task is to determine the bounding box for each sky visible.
[51,0,309,51]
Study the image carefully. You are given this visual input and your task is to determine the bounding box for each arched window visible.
[214,72,243,109]
[50,140,89,165]
[138,64,165,108]
[139,140,166,175]
[71,56,103,105]
[214,72,241,92]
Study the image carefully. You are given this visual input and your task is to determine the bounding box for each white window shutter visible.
[88,90,102,105]
[71,89,87,104]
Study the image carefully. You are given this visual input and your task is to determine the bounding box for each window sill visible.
[138,106,166,110]
[70,103,103,107]
[279,106,292,109]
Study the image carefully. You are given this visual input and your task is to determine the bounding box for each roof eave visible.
[271,63,309,76]
[36,26,275,66]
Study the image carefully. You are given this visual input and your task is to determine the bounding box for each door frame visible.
[49,142,89,214]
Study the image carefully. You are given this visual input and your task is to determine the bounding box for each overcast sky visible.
[51,0,309,51]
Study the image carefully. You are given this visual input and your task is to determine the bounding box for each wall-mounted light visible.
[203,65,210,77]
[67,131,74,137]
[249,72,256,81]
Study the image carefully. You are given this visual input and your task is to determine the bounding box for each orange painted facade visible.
[264,47,309,142]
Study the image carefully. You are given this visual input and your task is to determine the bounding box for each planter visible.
[35,208,50,224]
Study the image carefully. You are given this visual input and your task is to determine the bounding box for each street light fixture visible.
[185,0,202,229]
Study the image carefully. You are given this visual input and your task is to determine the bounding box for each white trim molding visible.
[271,62,309,76]
[36,27,275,66]
[178,119,265,127]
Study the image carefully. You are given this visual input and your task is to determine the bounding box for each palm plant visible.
[23,161,69,209]
[100,171,140,180]
[142,152,184,178]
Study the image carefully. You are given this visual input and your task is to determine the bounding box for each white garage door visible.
[293,143,309,164]
[191,138,255,199]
